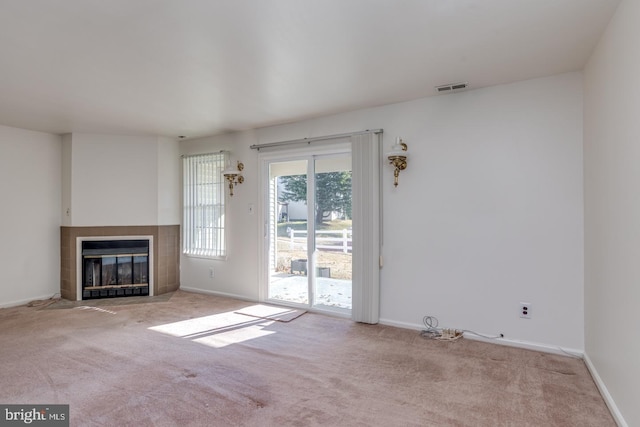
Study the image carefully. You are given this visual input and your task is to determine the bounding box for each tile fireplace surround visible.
[60,225,180,300]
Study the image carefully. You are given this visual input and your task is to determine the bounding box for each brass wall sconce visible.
[386,137,408,187]
[222,161,244,196]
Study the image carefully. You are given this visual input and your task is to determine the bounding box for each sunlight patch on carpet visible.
[148,311,276,348]
[235,304,306,322]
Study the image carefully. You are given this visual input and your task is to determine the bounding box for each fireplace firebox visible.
[82,239,150,299]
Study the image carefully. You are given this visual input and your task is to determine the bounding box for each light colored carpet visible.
[0,290,615,426]
[234,304,306,322]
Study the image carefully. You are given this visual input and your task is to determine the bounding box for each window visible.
[183,152,226,258]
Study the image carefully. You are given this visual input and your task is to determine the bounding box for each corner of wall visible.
[584,352,629,427]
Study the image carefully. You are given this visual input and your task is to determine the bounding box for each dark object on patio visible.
[291,259,307,275]
[316,267,331,278]
[290,259,331,278]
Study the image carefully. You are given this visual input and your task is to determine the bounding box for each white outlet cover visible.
[520,302,532,319]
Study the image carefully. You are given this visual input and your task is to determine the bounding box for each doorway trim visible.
[257,130,382,323]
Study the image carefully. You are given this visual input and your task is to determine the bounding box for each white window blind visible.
[183,152,226,258]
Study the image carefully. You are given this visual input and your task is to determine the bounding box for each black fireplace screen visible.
[82,240,149,299]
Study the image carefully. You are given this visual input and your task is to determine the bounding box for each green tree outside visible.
[279,172,352,224]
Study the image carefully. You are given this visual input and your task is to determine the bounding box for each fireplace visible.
[82,239,150,299]
[60,225,179,301]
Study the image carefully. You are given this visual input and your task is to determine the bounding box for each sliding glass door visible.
[263,149,352,314]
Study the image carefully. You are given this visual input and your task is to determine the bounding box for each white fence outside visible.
[288,228,352,253]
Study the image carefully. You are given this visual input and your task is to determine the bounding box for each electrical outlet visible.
[209,267,215,279]
[519,302,531,319]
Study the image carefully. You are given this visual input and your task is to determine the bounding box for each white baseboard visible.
[179,286,256,302]
[463,334,584,358]
[584,353,628,427]
[378,317,584,358]
[378,318,423,331]
[0,294,59,309]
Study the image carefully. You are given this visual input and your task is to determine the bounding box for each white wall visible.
[584,0,638,425]
[61,134,72,226]
[0,124,61,307]
[63,133,180,226]
[0,130,179,307]
[180,131,259,299]
[157,136,181,225]
[180,72,585,350]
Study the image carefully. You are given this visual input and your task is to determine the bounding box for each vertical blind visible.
[183,152,226,258]
[351,132,382,324]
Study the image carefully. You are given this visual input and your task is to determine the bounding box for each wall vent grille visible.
[435,82,468,93]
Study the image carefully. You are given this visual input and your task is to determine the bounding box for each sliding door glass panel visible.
[312,155,352,310]
[267,160,309,305]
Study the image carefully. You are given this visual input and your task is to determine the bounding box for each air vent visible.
[435,82,468,93]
